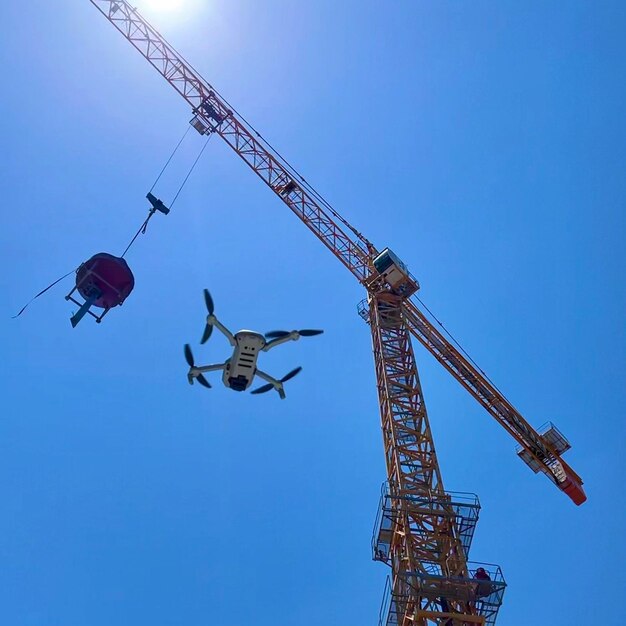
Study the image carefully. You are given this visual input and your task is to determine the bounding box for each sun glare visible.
[143,0,185,12]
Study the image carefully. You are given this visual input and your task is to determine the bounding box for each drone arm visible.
[187,361,225,387]
[208,315,236,346]
[193,363,227,374]
[262,332,298,352]
[255,369,280,385]
[255,368,286,399]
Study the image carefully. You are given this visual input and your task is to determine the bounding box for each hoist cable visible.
[121,210,155,258]
[170,132,212,208]
[121,132,213,258]
[15,129,212,317]
[149,125,192,193]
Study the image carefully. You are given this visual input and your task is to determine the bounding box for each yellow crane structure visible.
[87,3,586,624]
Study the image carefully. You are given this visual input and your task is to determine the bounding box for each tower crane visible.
[87,3,586,624]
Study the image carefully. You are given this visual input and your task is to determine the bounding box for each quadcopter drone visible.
[184,289,323,399]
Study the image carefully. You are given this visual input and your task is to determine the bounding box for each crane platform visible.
[372,482,481,563]
[379,563,506,626]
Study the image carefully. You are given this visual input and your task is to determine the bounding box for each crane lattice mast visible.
[87,3,586,624]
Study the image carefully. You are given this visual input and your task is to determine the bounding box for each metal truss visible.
[89,0,374,282]
[88,0,586,505]
[369,294,481,625]
[401,298,583,493]
[83,5,591,625]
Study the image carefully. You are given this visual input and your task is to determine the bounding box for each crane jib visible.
[90,0,373,283]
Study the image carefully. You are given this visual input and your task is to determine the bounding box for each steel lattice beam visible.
[89,0,374,283]
[85,2,589,624]
[370,295,479,625]
[401,298,584,501]
[87,0,585,505]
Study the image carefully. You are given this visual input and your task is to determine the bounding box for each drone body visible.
[223,330,265,391]
[184,290,322,399]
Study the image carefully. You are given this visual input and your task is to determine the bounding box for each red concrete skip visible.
[76,253,135,310]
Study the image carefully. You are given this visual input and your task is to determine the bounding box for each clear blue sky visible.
[1,1,625,624]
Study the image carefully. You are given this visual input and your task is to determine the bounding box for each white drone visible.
[184,289,323,399]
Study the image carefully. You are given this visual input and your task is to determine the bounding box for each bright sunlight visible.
[142,0,185,12]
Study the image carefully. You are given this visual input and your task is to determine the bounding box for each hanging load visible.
[65,253,135,327]
[12,192,174,326]
[62,193,169,327]
[13,121,210,327]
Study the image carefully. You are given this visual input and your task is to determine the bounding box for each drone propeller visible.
[204,289,214,315]
[265,329,324,339]
[250,366,303,395]
[281,366,302,382]
[184,343,195,367]
[201,323,213,344]
[201,288,215,344]
[195,375,211,389]
[250,383,274,395]
[184,344,211,388]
